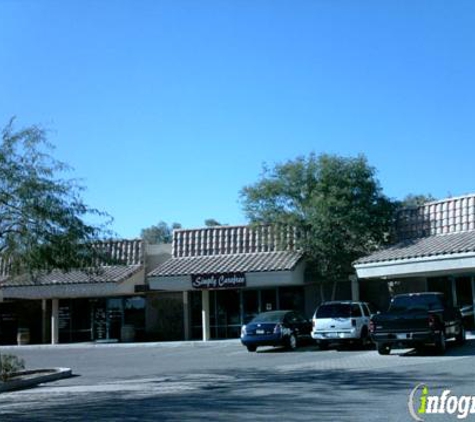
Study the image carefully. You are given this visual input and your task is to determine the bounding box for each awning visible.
[148,250,304,277]
[0,265,145,299]
[354,231,475,279]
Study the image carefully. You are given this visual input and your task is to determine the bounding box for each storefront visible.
[0,240,172,344]
[184,286,307,340]
[354,194,475,327]
[148,225,311,341]
[56,296,146,343]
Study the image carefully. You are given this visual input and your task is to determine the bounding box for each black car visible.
[240,310,312,352]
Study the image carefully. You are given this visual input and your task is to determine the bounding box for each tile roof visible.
[148,250,304,277]
[0,239,143,280]
[0,265,143,288]
[355,231,475,265]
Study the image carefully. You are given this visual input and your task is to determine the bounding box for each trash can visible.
[120,324,135,342]
[17,328,30,345]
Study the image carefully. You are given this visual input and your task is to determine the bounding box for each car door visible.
[285,312,308,337]
[293,312,312,337]
[351,304,367,336]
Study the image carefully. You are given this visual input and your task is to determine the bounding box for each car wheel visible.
[377,343,391,355]
[435,331,446,355]
[287,333,298,350]
[455,324,466,346]
[246,345,257,352]
[357,327,370,349]
[318,340,329,350]
[414,345,426,354]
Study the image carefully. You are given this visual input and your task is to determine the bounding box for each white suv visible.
[311,301,375,349]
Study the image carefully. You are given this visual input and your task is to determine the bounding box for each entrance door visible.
[214,290,241,339]
[92,299,108,341]
[107,298,123,341]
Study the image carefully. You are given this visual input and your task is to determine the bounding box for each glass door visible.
[214,290,241,339]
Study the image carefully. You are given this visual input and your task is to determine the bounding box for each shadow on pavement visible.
[395,338,475,357]
[255,343,375,354]
[1,361,472,422]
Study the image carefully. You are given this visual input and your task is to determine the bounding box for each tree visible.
[240,153,396,283]
[399,194,436,208]
[0,119,112,275]
[140,221,182,244]
[204,219,223,227]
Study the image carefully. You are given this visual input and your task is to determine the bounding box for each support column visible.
[451,276,457,307]
[350,275,359,301]
[183,291,191,341]
[471,277,475,328]
[51,298,59,345]
[42,299,48,344]
[201,290,210,342]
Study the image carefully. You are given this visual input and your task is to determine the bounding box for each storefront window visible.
[124,297,145,340]
[59,299,93,343]
[107,298,123,341]
[57,297,145,343]
[427,277,453,305]
[189,287,307,340]
[279,287,305,313]
[190,291,203,340]
[261,289,277,312]
[455,277,473,307]
[242,290,259,324]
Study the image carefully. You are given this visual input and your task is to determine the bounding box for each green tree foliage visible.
[399,193,436,208]
[0,119,111,275]
[204,219,222,227]
[141,221,182,244]
[240,153,396,282]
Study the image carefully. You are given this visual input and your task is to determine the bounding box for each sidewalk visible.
[0,338,242,350]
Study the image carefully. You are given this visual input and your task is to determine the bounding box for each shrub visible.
[0,354,25,382]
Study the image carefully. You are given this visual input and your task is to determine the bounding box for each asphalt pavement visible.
[1,337,475,421]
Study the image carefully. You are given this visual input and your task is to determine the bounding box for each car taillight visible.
[312,319,316,328]
[274,324,282,334]
[369,320,375,333]
[351,319,357,327]
[428,314,436,329]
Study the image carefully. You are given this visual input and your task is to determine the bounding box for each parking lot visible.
[1,338,475,421]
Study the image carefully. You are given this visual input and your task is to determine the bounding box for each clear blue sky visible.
[2,1,475,239]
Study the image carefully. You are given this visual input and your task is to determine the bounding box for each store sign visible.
[191,272,246,289]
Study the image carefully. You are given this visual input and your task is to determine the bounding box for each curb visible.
[0,339,241,350]
[0,367,73,393]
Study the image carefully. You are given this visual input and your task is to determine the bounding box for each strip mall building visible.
[1,193,475,344]
[147,225,313,341]
[0,240,172,345]
[0,226,328,344]
[354,194,475,328]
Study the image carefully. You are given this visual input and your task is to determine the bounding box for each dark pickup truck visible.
[370,292,466,355]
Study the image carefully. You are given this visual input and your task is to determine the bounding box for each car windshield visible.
[389,295,444,312]
[316,304,351,318]
[251,311,286,323]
